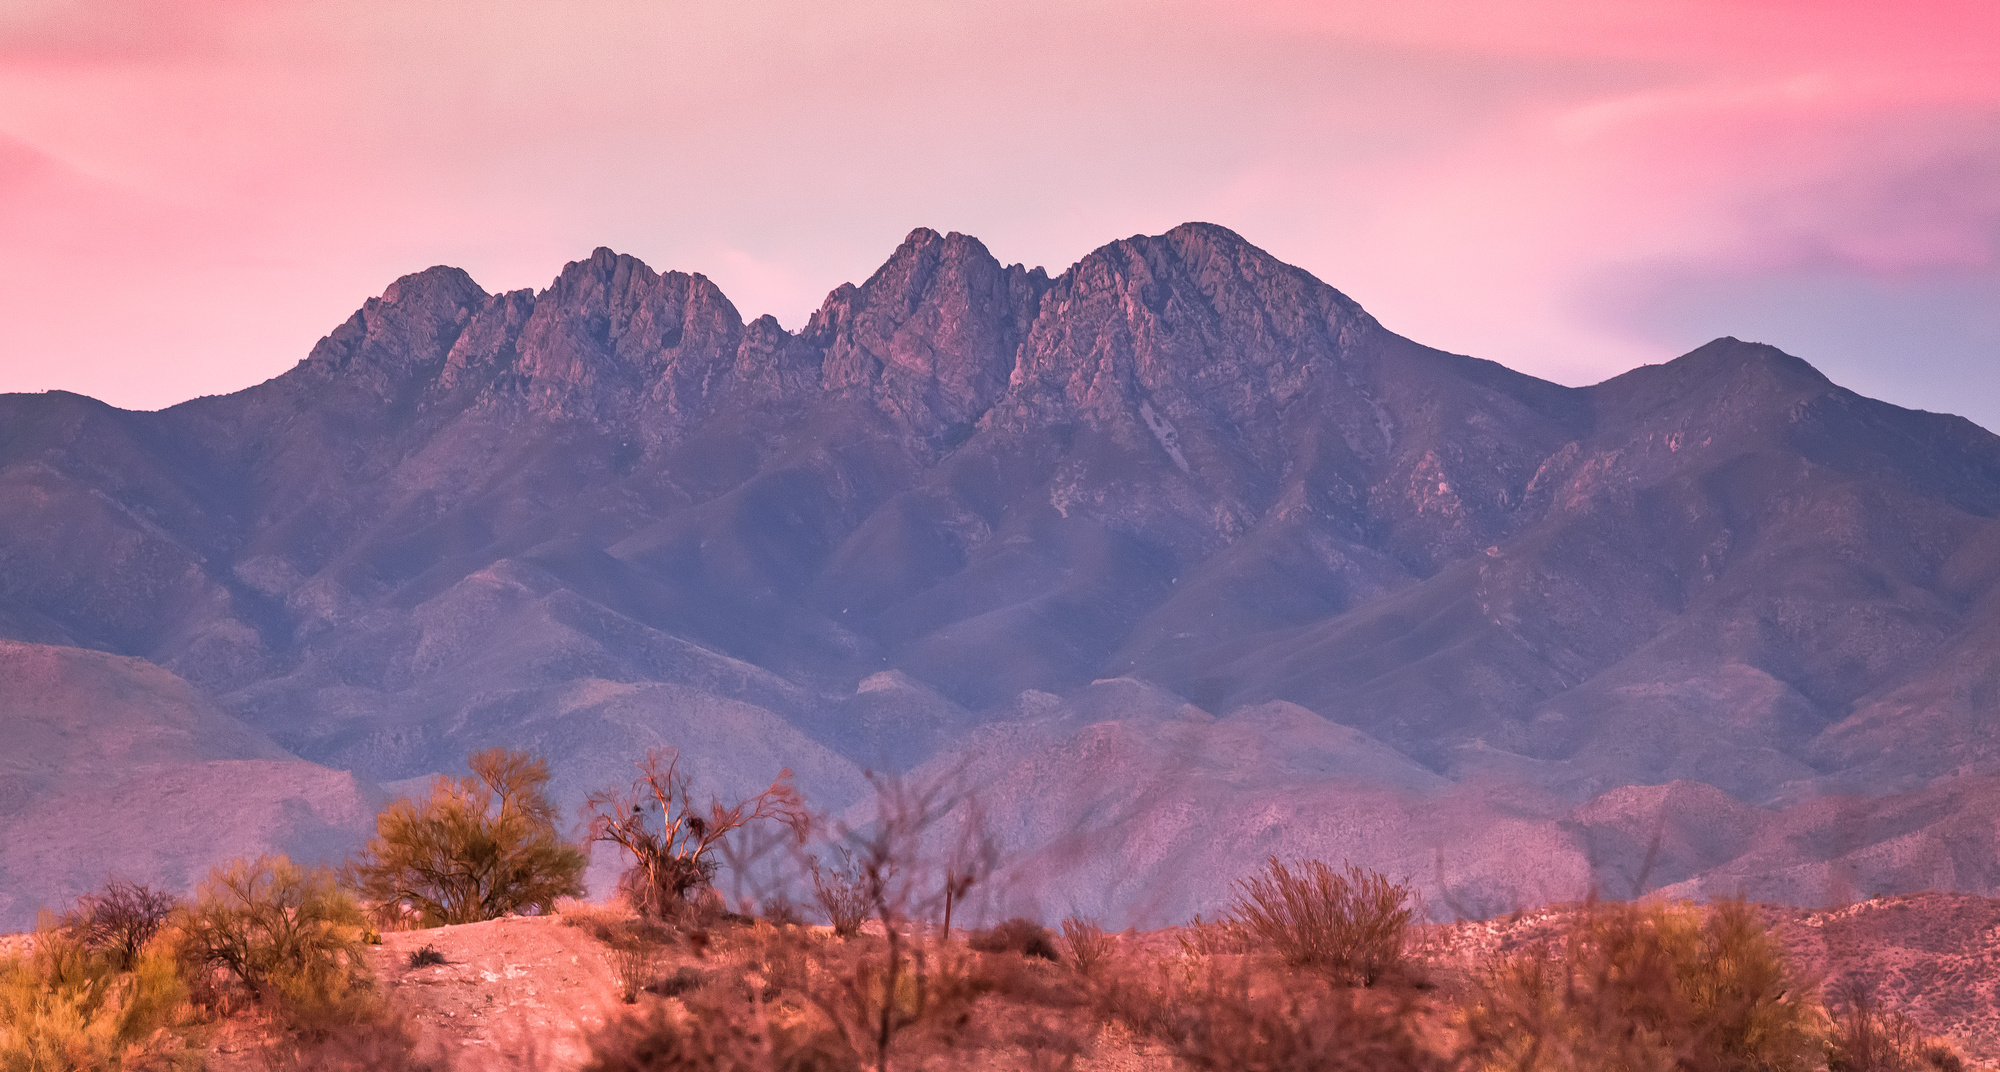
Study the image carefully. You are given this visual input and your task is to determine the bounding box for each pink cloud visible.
[0,0,1992,417]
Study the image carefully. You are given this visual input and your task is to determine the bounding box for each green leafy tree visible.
[348,748,586,926]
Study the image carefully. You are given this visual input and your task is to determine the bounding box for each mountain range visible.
[5,222,1999,928]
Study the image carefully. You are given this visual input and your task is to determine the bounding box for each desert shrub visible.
[177,855,375,1033]
[560,899,640,942]
[761,894,806,927]
[405,945,447,969]
[607,942,669,1005]
[348,748,586,927]
[968,919,1058,962]
[1162,961,1450,1072]
[1826,985,1966,1072]
[1178,912,1250,957]
[585,748,809,922]
[1460,897,1822,1072]
[63,880,177,973]
[1058,916,1114,978]
[585,772,1066,1072]
[769,930,1013,1072]
[585,998,857,1072]
[1226,856,1414,987]
[0,911,191,1072]
[255,1016,436,1072]
[785,775,1022,1070]
[810,849,873,939]
[651,966,709,999]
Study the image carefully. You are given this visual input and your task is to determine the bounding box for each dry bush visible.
[582,772,1046,1072]
[584,990,857,1072]
[584,748,808,922]
[64,880,178,973]
[1076,938,1444,1072]
[560,899,639,943]
[809,850,872,939]
[347,748,586,927]
[1460,897,1821,1072]
[573,898,679,1004]
[1059,916,1114,978]
[760,895,805,927]
[802,773,1005,1069]
[254,1015,440,1072]
[608,943,669,1005]
[1177,913,1249,958]
[652,966,709,999]
[968,919,1059,962]
[176,855,376,1035]
[1227,856,1414,987]
[1164,962,1449,1072]
[760,926,1080,1072]
[0,911,193,1072]
[1827,985,1966,1072]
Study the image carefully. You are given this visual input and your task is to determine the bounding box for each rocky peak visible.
[1585,337,1838,447]
[731,314,823,402]
[300,266,488,398]
[507,248,745,418]
[807,228,1050,440]
[1002,223,1374,449]
[380,265,487,310]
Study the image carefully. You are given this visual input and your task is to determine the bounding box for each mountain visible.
[0,640,380,927]
[4,223,1999,929]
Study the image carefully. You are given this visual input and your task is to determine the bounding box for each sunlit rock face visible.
[5,222,2000,928]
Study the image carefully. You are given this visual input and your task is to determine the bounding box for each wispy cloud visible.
[0,0,1993,425]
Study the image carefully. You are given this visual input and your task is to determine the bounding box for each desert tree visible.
[63,877,177,971]
[178,855,375,1030]
[582,747,808,919]
[347,748,586,926]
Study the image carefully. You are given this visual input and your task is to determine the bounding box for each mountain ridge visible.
[4,222,1999,928]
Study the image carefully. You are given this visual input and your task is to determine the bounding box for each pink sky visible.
[2,0,1996,426]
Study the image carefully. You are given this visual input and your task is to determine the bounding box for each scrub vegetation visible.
[346,748,587,927]
[0,747,1974,1071]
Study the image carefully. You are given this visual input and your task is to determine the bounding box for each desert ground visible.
[154,891,2000,1070]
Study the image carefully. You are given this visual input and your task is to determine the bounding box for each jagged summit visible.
[379,264,487,308]
[7,223,2000,928]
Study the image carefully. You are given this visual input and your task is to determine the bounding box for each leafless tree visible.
[582,747,808,919]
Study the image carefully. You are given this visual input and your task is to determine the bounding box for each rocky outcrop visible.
[809,228,1049,444]
[6,223,2000,923]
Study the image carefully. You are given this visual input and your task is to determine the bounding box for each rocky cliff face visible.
[5,222,2000,927]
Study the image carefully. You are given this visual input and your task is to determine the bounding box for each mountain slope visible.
[4,223,1999,922]
[0,641,379,928]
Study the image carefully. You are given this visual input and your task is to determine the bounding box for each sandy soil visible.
[371,915,629,1071]
[10,892,1995,1070]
